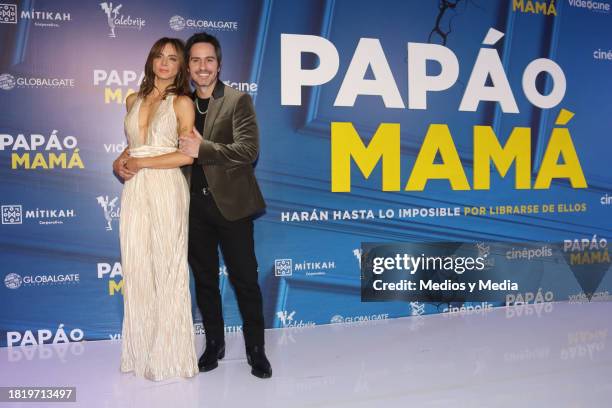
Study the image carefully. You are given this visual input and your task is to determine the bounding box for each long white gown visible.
[119,94,198,381]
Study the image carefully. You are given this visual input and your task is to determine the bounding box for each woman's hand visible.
[125,157,142,173]
[113,152,136,181]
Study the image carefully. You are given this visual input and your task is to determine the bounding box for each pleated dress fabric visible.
[119,95,198,381]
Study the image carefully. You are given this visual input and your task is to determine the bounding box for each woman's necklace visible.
[195,98,208,115]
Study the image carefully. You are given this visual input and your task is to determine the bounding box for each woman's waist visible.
[128,145,177,158]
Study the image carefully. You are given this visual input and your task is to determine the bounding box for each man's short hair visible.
[185,32,223,67]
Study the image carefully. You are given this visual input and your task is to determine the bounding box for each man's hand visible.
[179,127,204,158]
[113,154,136,181]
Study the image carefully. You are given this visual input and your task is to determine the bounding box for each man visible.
[179,32,271,379]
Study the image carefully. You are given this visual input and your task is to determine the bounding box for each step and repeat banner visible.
[1,0,611,347]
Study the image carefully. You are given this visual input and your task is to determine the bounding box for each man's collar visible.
[192,80,225,100]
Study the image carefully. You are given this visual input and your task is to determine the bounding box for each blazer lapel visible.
[203,82,226,141]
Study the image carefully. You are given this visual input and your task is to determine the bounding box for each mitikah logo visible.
[0,3,17,23]
[274,259,292,277]
[2,205,22,224]
[4,273,22,289]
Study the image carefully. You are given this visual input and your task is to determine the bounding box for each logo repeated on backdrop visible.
[0,3,17,23]
[0,72,75,91]
[0,204,76,225]
[274,259,292,276]
[567,0,611,13]
[276,310,316,328]
[222,80,258,96]
[97,261,123,296]
[0,3,72,28]
[3,272,80,290]
[274,258,336,277]
[602,193,612,206]
[99,2,145,38]
[96,196,120,232]
[329,313,389,324]
[168,14,238,32]
[6,324,84,347]
[0,131,84,170]
[1,205,22,224]
[593,48,612,61]
[93,69,143,104]
[512,0,558,15]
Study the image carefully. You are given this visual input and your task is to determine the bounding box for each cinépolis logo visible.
[0,130,84,170]
[280,27,587,193]
[93,69,142,104]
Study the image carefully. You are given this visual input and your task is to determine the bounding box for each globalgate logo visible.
[168,14,238,32]
[0,72,75,91]
[3,272,80,290]
[4,273,22,289]
[330,313,389,324]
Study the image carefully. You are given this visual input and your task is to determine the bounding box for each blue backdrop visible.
[1,0,611,347]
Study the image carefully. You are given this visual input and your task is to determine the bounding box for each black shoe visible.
[198,340,225,372]
[246,345,272,379]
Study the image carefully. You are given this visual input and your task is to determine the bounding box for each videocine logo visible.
[0,3,17,23]
[568,0,611,13]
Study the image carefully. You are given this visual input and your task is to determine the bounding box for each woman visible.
[112,37,197,381]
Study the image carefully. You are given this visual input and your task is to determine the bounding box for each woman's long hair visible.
[138,37,190,99]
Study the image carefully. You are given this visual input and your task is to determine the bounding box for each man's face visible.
[188,42,220,89]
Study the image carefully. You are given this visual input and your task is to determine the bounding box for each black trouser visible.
[188,192,265,348]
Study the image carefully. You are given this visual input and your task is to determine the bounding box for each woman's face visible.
[152,43,180,82]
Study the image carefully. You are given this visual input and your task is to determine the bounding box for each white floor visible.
[1,302,611,408]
